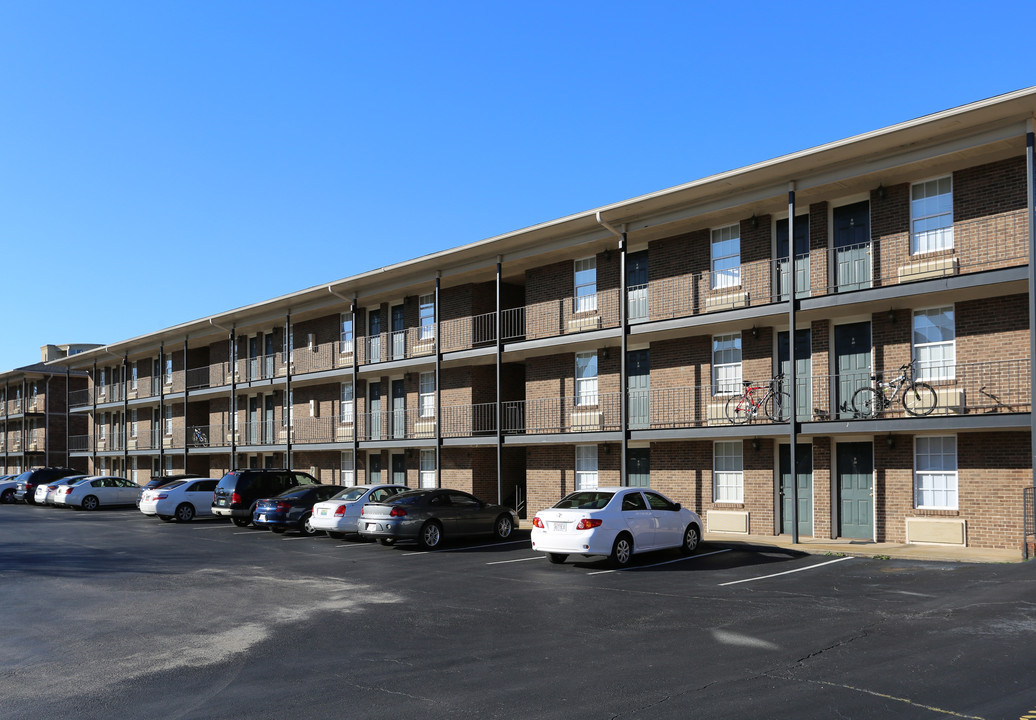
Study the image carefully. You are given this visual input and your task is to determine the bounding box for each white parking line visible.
[485,556,545,565]
[334,542,377,549]
[403,539,531,556]
[718,555,855,586]
[232,531,266,535]
[189,525,233,530]
[587,548,731,575]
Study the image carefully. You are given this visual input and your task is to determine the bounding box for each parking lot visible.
[2,504,1035,720]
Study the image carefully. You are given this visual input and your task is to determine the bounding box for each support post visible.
[788,184,799,545]
[619,234,629,487]
[229,330,237,469]
[285,313,293,470]
[351,299,359,483]
[435,274,442,489]
[1026,122,1036,499]
[495,259,503,504]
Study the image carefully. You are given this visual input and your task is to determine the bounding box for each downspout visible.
[596,212,628,486]
[210,318,235,471]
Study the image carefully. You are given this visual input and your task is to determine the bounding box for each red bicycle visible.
[725,373,791,424]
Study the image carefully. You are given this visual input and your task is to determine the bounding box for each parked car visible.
[53,476,141,510]
[34,475,89,505]
[0,475,21,503]
[136,474,205,507]
[211,469,319,527]
[253,484,347,535]
[14,468,81,504]
[531,487,703,567]
[357,488,518,549]
[310,484,409,538]
[139,478,219,522]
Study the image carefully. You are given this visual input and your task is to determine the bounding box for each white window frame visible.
[419,372,435,418]
[164,357,173,386]
[420,449,436,488]
[131,456,139,484]
[711,224,741,289]
[340,450,354,485]
[913,306,955,381]
[283,390,294,428]
[340,383,354,423]
[130,409,138,439]
[130,364,138,390]
[284,327,294,364]
[163,405,173,436]
[713,441,744,503]
[99,412,108,441]
[575,445,598,491]
[574,256,597,313]
[910,176,953,254]
[712,333,742,395]
[98,369,107,397]
[419,294,435,341]
[340,313,354,355]
[575,351,598,406]
[914,436,958,510]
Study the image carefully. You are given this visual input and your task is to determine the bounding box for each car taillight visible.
[231,492,242,504]
[334,506,346,517]
[61,488,71,495]
[389,507,407,517]
[532,517,544,528]
[275,502,291,512]
[576,518,603,530]
[154,494,168,500]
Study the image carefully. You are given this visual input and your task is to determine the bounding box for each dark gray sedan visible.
[358,489,518,549]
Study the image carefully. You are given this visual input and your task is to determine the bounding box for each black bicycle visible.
[851,359,938,418]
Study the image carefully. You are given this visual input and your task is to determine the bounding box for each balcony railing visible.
[4,398,23,415]
[357,408,436,441]
[503,392,624,435]
[501,288,621,343]
[441,312,497,353]
[441,402,497,438]
[355,327,436,366]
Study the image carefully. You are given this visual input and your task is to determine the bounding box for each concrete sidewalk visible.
[703,532,1025,564]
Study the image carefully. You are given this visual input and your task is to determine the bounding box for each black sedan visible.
[253,484,346,535]
[357,488,518,549]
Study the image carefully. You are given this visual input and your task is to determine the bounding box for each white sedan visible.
[531,487,703,567]
[54,476,141,510]
[34,475,89,505]
[310,484,409,537]
[139,478,219,522]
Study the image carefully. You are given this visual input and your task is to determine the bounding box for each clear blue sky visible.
[1,1,1032,371]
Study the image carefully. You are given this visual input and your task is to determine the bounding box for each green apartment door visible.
[627,251,649,323]
[627,349,650,430]
[627,448,650,488]
[777,329,811,422]
[779,444,813,536]
[833,201,871,292]
[837,442,874,540]
[835,322,871,420]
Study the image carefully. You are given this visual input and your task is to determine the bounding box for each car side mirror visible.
[674,503,681,510]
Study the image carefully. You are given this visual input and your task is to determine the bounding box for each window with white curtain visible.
[913,307,955,381]
[340,383,354,423]
[575,445,598,490]
[419,294,435,341]
[420,449,436,488]
[712,333,742,395]
[713,441,744,503]
[711,224,741,289]
[915,436,958,509]
[574,257,597,313]
[340,450,354,485]
[575,352,598,406]
[164,405,173,436]
[419,372,435,418]
[911,177,953,254]
[340,313,354,354]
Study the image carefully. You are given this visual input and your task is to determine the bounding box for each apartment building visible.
[52,89,1036,554]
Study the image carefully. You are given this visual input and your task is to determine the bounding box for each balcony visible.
[356,408,436,442]
[355,327,436,366]
[441,313,498,353]
[503,392,624,435]
[502,288,620,343]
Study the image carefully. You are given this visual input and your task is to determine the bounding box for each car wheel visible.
[378,538,396,546]
[158,515,174,522]
[610,534,634,568]
[231,517,251,527]
[328,531,345,539]
[81,495,100,511]
[175,503,195,523]
[0,489,14,504]
[418,521,442,550]
[681,523,701,555]
[548,553,568,565]
[299,514,320,536]
[493,514,514,540]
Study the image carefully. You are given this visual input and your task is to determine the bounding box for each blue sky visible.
[1,1,1032,371]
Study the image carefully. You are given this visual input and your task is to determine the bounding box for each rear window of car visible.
[332,486,369,502]
[554,491,615,510]
[386,490,433,506]
[216,472,244,492]
[273,487,313,500]
[161,481,188,491]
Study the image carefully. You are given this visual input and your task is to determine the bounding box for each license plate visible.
[258,514,266,522]
[366,523,377,531]
[218,499,226,506]
[550,522,567,532]
[319,509,327,516]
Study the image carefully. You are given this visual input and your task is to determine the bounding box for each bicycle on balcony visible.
[725,373,791,424]
[851,359,938,418]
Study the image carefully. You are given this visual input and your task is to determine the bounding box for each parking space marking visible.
[718,555,854,586]
[485,556,545,565]
[587,548,731,575]
[334,542,378,549]
[403,539,531,556]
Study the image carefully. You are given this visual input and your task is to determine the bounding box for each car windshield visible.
[554,491,615,510]
[331,486,369,502]
[386,490,433,506]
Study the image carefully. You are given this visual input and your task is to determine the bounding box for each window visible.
[284,327,294,364]
[915,436,958,509]
[130,365,138,390]
[913,307,955,381]
[340,450,354,485]
[713,441,744,503]
[419,372,435,417]
[164,405,173,436]
[419,294,435,341]
[340,313,354,354]
[340,383,354,423]
[711,225,741,289]
[164,455,173,473]
[911,177,953,254]
[130,409,138,438]
[574,257,597,313]
[712,333,742,394]
[575,352,598,406]
[98,369,107,397]
[131,457,139,484]
[575,445,598,490]
[164,357,173,385]
[99,413,108,440]
[283,390,294,428]
[420,449,436,488]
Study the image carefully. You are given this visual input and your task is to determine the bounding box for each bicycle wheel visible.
[764,391,792,422]
[902,382,938,416]
[852,387,883,418]
[725,395,752,424]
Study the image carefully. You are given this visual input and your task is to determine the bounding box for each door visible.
[776,215,810,300]
[779,444,813,536]
[627,448,650,488]
[619,490,655,549]
[264,334,275,377]
[777,329,811,422]
[837,442,874,540]
[391,305,405,360]
[627,349,650,430]
[834,322,871,419]
[369,383,382,440]
[369,454,382,483]
[627,250,649,323]
[248,396,259,444]
[391,379,406,439]
[644,490,684,548]
[248,336,260,380]
[264,396,275,443]
[368,310,382,363]
[833,201,871,292]
[391,454,406,485]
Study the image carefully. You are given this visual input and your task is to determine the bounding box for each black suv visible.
[211,469,319,527]
[14,467,81,504]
